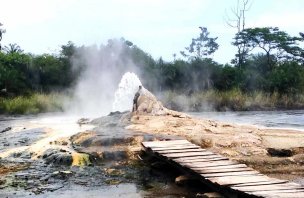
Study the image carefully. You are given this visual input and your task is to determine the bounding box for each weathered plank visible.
[232,179,288,187]
[163,151,215,158]
[202,170,260,178]
[156,148,207,154]
[192,167,254,174]
[180,160,237,168]
[176,157,227,163]
[142,140,303,198]
[252,191,304,198]
[207,175,272,186]
[233,182,303,192]
[173,154,226,160]
[142,140,189,147]
[173,155,227,163]
[144,143,194,148]
[188,164,248,170]
[152,145,201,151]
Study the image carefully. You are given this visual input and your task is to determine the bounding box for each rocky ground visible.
[126,87,304,183]
[0,88,304,197]
[0,113,214,198]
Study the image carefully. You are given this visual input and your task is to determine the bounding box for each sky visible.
[1,0,303,64]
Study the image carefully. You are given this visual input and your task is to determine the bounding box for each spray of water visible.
[65,39,141,117]
[112,72,142,112]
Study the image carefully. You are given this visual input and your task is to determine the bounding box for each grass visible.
[159,89,304,112]
[0,93,66,114]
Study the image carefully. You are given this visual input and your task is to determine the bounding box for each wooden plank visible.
[232,179,288,187]
[267,193,304,198]
[179,158,229,164]
[248,189,304,197]
[193,167,254,174]
[144,143,193,148]
[152,145,200,151]
[143,140,304,198]
[207,175,272,186]
[163,152,215,158]
[180,160,236,168]
[173,155,227,163]
[142,140,190,145]
[142,140,190,147]
[233,183,303,192]
[156,148,207,154]
[145,143,195,149]
[187,164,248,170]
[173,154,226,161]
[176,157,227,163]
[202,170,260,178]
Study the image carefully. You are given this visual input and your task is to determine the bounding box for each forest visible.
[0,20,304,113]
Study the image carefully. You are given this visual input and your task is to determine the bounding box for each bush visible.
[0,93,65,114]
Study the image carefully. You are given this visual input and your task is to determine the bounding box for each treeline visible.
[0,42,77,95]
[0,30,304,96]
[1,23,304,112]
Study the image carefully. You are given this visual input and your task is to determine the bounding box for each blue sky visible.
[1,0,303,64]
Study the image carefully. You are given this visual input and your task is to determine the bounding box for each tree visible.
[4,43,23,54]
[0,23,6,51]
[60,41,76,58]
[225,0,252,68]
[269,62,304,94]
[32,54,66,91]
[233,27,304,70]
[0,52,31,94]
[181,27,219,60]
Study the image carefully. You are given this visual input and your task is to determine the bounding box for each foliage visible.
[233,27,304,69]
[0,22,5,51]
[0,23,304,113]
[4,43,23,54]
[181,27,219,60]
[160,89,304,112]
[0,93,65,114]
[226,0,252,68]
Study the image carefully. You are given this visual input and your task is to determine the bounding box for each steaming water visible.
[112,72,142,112]
[189,110,304,131]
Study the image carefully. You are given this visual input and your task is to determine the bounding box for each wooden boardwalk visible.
[142,140,304,198]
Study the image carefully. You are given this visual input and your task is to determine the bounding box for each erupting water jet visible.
[112,72,142,112]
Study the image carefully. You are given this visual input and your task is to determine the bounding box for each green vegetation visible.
[0,20,304,113]
[160,89,304,112]
[0,93,66,114]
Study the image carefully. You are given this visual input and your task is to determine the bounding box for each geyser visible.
[112,72,142,112]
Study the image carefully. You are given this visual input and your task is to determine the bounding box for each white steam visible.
[65,39,140,117]
[112,72,142,112]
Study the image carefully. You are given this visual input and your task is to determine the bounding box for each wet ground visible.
[0,113,215,198]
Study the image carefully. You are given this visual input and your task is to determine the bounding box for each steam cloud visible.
[65,39,140,117]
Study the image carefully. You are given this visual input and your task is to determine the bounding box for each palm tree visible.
[4,43,23,54]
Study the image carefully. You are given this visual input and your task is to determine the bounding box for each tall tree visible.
[233,27,304,70]
[0,23,6,51]
[181,27,219,60]
[4,43,23,54]
[225,0,252,68]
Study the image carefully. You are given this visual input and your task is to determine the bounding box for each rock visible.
[51,170,73,180]
[77,118,90,126]
[267,148,293,157]
[199,192,224,198]
[133,87,189,118]
[0,127,12,133]
[200,138,213,148]
[292,147,304,155]
[175,175,192,186]
[43,149,73,165]
[90,111,131,127]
